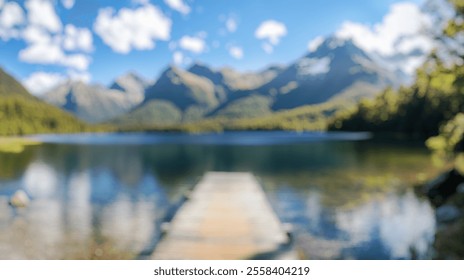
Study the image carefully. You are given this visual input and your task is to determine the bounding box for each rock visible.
[426,169,464,206]
[8,190,30,208]
[424,173,448,192]
[436,205,461,223]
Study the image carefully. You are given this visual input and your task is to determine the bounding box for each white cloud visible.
[61,0,75,9]
[402,56,428,75]
[226,17,237,33]
[20,24,92,71]
[63,24,93,52]
[13,1,93,74]
[308,36,325,52]
[94,5,171,54]
[22,25,50,44]
[0,0,3,8]
[23,72,65,95]
[228,46,243,59]
[19,42,64,64]
[255,20,287,47]
[62,54,91,71]
[19,42,91,71]
[179,35,206,54]
[25,0,62,33]
[0,1,26,40]
[336,2,433,56]
[173,51,184,65]
[164,0,190,15]
[0,2,25,28]
[67,70,91,83]
[396,35,431,56]
[22,70,91,96]
[21,69,92,95]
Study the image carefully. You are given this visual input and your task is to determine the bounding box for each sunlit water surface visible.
[0,132,437,259]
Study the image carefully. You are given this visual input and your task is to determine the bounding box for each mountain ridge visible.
[43,72,149,123]
[38,35,422,126]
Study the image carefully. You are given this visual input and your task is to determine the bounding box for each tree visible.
[331,1,464,141]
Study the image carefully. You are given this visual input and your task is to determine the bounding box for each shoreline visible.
[0,137,41,153]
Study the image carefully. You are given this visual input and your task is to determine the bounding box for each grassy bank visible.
[0,137,41,153]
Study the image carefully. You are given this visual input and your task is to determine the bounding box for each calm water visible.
[0,132,437,259]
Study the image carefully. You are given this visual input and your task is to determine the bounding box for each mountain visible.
[144,65,218,110]
[41,36,415,127]
[116,66,218,126]
[109,72,149,104]
[123,65,219,124]
[269,37,401,109]
[188,62,284,92]
[112,99,182,127]
[0,67,87,136]
[117,63,286,125]
[43,73,149,123]
[223,37,400,111]
[0,68,30,98]
[206,36,402,118]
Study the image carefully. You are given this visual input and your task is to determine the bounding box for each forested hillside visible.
[0,68,89,136]
[330,57,464,139]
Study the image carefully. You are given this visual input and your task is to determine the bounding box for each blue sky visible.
[0,0,428,94]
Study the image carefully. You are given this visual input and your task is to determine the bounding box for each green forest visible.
[0,68,91,136]
[120,99,349,133]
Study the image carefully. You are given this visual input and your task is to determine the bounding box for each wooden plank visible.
[151,172,296,260]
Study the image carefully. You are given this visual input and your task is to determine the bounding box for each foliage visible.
[121,99,354,133]
[0,68,29,98]
[213,95,274,119]
[0,137,40,153]
[229,100,350,131]
[427,113,464,172]
[113,100,182,127]
[0,96,94,136]
[330,57,464,139]
[0,67,110,137]
[444,0,464,37]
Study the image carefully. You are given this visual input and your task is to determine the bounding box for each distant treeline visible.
[117,99,352,134]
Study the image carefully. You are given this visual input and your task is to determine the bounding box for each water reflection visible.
[0,147,37,180]
[0,132,438,259]
[23,162,58,198]
[337,192,435,259]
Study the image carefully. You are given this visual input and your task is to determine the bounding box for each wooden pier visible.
[151,172,296,260]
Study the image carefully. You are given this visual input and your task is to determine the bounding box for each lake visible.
[0,131,438,259]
